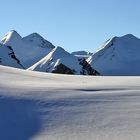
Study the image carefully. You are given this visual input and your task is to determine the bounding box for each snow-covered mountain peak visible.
[27,32,42,37]
[121,34,138,40]
[94,34,140,56]
[27,46,82,74]
[28,46,100,75]
[23,32,44,41]
[50,46,72,59]
[1,30,22,45]
[22,32,55,49]
[88,34,140,75]
[0,30,55,68]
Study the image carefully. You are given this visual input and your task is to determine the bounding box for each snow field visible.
[0,65,140,140]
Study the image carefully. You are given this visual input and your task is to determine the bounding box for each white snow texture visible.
[0,65,140,140]
[1,30,55,68]
[1,31,140,140]
[88,34,140,75]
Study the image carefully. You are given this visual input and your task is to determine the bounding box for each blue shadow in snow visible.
[0,96,42,140]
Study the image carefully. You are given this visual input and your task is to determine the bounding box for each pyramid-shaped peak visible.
[5,30,21,38]
[23,32,49,42]
[50,46,71,58]
[22,32,55,49]
[1,30,22,44]
[53,46,65,52]
[104,34,138,44]
[23,32,48,41]
[119,34,140,41]
[9,30,19,34]
[122,34,135,38]
[24,32,43,39]
[101,34,139,50]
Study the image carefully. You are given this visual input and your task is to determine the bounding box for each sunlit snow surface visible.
[0,65,140,140]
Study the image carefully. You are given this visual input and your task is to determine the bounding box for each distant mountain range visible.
[1,30,140,75]
[1,30,55,68]
[28,46,99,75]
[0,30,99,75]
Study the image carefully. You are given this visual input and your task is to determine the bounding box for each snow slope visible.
[88,34,140,75]
[0,44,23,68]
[1,65,140,140]
[0,30,55,68]
[28,46,83,74]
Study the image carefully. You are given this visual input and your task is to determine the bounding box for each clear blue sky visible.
[0,0,140,53]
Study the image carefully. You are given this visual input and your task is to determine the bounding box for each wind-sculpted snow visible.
[0,65,140,140]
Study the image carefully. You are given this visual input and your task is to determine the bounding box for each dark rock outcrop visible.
[79,58,100,75]
[7,46,24,68]
[51,59,100,76]
[52,63,75,74]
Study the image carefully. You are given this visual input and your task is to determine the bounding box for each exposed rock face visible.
[52,63,75,74]
[7,46,24,68]
[0,44,24,69]
[79,58,100,75]
[27,46,83,75]
[28,46,100,76]
[51,58,100,75]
